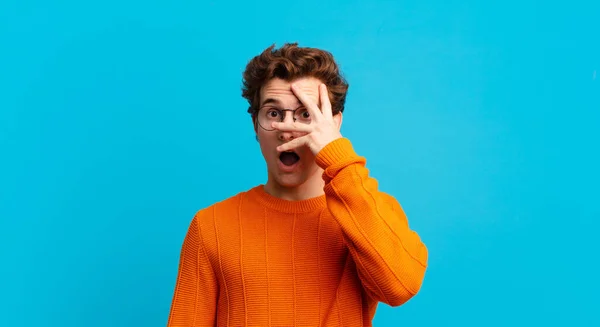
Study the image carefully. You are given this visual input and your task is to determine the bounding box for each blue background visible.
[1,0,598,326]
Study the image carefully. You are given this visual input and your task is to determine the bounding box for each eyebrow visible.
[260,97,314,109]
[260,98,282,107]
[260,98,304,109]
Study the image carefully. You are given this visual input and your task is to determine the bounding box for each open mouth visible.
[279,150,300,166]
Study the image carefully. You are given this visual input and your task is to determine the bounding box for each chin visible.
[270,170,306,188]
[271,164,321,190]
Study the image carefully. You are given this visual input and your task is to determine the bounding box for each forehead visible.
[259,77,322,107]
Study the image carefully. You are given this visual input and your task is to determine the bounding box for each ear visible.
[252,118,259,141]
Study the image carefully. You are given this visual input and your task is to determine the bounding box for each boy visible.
[167,43,428,326]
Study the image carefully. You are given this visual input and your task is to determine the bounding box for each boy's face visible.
[255,76,324,189]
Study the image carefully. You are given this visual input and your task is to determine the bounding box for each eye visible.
[266,109,281,118]
[299,109,310,119]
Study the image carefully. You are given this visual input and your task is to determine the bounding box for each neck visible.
[264,170,325,202]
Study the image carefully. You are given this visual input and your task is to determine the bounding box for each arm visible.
[167,215,218,326]
[316,137,428,307]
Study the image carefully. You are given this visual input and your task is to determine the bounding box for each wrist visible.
[315,137,357,169]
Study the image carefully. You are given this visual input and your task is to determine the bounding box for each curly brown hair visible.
[241,43,349,121]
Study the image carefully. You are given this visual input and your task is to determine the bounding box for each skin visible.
[255,76,343,201]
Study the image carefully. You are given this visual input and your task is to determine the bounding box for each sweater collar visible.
[249,185,327,213]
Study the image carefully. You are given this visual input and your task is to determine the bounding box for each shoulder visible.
[190,185,259,228]
[183,186,258,257]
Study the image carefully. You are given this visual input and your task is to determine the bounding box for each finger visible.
[291,83,322,122]
[277,135,309,152]
[271,121,313,133]
[319,83,333,120]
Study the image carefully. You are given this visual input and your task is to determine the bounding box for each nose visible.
[278,111,296,141]
[278,129,295,141]
[282,110,296,123]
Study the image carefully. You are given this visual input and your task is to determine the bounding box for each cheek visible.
[257,131,277,153]
[300,147,316,162]
[258,130,272,142]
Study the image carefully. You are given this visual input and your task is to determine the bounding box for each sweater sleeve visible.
[315,137,428,307]
[167,215,218,326]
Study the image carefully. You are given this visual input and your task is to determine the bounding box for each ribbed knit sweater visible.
[167,138,428,326]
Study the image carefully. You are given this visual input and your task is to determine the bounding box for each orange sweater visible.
[167,138,428,327]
